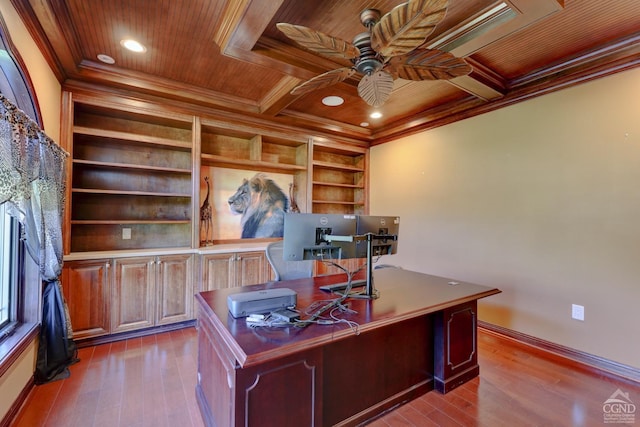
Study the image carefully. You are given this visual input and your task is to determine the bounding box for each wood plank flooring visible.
[11,327,640,426]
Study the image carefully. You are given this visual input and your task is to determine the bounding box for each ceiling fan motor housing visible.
[360,9,381,28]
[353,32,383,75]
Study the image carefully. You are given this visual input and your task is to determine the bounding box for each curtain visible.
[0,93,78,383]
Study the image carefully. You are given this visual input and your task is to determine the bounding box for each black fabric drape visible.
[34,279,78,384]
[1,93,76,384]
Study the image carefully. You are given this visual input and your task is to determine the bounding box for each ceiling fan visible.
[277,0,472,107]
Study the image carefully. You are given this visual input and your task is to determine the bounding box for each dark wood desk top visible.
[196,268,500,368]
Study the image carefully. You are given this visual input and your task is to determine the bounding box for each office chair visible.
[266,240,314,281]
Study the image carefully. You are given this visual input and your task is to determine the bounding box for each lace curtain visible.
[0,93,78,383]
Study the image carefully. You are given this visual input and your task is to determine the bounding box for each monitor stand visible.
[324,233,397,299]
[362,233,378,298]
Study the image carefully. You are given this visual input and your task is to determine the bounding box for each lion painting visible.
[228,173,289,238]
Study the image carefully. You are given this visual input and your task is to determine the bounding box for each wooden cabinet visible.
[156,254,194,325]
[63,93,194,253]
[58,90,370,343]
[235,251,269,287]
[112,254,194,333]
[112,257,156,333]
[63,253,194,339]
[62,259,111,339]
[310,140,368,214]
[201,251,268,292]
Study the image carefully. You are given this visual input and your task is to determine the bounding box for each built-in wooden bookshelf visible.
[198,120,310,245]
[66,99,194,252]
[62,92,370,254]
[310,140,368,215]
[200,121,308,175]
[59,90,370,342]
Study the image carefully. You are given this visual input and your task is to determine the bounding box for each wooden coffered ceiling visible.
[11,0,640,145]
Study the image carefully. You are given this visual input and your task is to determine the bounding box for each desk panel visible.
[196,268,500,426]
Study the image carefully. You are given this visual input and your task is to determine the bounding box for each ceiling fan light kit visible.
[277,0,472,107]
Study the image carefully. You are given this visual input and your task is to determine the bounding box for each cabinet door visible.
[112,257,155,333]
[201,253,234,292]
[156,254,194,325]
[235,251,267,287]
[62,259,111,339]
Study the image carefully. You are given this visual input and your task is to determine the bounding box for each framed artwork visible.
[200,167,296,242]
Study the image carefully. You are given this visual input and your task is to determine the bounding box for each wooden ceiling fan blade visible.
[372,0,448,58]
[290,68,356,96]
[358,71,394,107]
[276,23,360,61]
[387,49,472,80]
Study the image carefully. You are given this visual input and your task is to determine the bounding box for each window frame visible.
[0,202,40,377]
[0,9,44,377]
[0,12,42,125]
[0,203,18,333]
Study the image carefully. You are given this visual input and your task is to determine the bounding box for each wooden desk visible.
[195,268,500,427]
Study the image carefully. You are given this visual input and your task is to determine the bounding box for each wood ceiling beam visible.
[216,0,285,51]
[213,0,333,117]
[75,60,262,115]
[280,110,373,143]
[211,0,253,50]
[427,0,565,100]
[432,0,565,57]
[10,0,80,81]
[259,76,301,116]
[222,0,566,116]
[510,32,640,89]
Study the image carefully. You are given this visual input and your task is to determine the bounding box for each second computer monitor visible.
[283,213,358,261]
[355,215,400,258]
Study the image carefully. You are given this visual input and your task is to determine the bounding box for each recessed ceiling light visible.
[360,122,369,127]
[97,54,115,64]
[370,111,383,119]
[120,39,147,53]
[322,96,344,106]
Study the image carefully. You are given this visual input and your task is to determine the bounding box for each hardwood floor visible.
[12,328,202,427]
[11,327,639,427]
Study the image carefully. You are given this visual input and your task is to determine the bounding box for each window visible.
[0,15,41,124]
[0,203,19,337]
[0,199,38,372]
[0,10,42,373]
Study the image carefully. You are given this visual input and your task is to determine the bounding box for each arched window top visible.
[0,12,42,126]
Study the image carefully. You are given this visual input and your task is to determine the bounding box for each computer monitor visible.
[355,215,400,258]
[283,213,357,261]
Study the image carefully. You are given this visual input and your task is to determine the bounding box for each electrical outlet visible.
[571,304,584,321]
[122,228,131,240]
